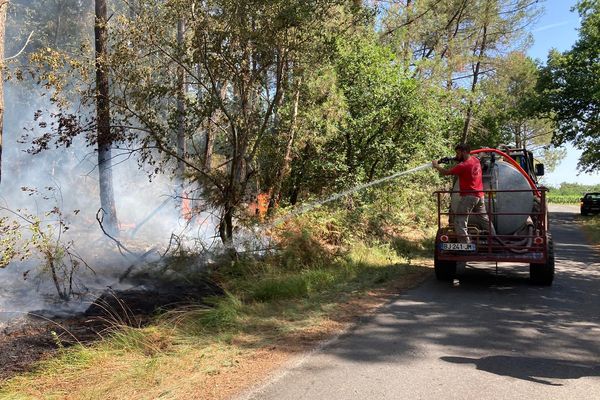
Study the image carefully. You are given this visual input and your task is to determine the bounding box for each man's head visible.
[454,143,471,162]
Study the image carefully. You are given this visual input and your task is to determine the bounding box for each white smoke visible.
[0,81,221,320]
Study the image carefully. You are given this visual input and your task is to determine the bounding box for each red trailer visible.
[433,148,554,285]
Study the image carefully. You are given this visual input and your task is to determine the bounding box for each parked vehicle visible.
[434,147,553,285]
[581,193,600,216]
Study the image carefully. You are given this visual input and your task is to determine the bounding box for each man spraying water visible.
[432,143,494,244]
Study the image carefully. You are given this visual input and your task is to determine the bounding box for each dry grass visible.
[579,214,600,248]
[1,208,436,399]
[0,263,431,400]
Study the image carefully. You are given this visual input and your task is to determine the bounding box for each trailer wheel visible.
[434,255,457,281]
[530,234,554,286]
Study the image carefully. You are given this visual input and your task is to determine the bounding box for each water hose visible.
[470,148,541,197]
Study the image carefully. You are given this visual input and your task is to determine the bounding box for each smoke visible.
[0,1,266,322]
[0,81,222,321]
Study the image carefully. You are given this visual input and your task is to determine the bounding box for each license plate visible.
[441,243,476,251]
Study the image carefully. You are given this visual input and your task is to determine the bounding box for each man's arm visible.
[432,160,455,176]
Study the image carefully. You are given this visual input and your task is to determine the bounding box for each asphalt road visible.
[245,205,600,399]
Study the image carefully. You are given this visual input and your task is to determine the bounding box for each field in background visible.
[548,194,581,204]
[546,182,600,204]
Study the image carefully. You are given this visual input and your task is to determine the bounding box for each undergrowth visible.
[0,185,437,399]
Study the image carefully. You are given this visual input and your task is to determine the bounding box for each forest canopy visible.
[2,0,591,246]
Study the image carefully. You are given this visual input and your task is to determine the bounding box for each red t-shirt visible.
[448,156,484,197]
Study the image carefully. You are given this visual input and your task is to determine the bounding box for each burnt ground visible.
[0,315,107,381]
[0,280,223,383]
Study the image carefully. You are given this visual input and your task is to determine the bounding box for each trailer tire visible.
[530,234,554,286]
[434,255,457,281]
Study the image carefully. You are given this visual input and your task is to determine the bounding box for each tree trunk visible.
[219,204,234,244]
[95,0,119,235]
[54,2,63,47]
[129,0,137,19]
[401,0,412,70]
[204,83,227,171]
[0,1,7,184]
[267,77,301,214]
[288,143,310,205]
[461,21,488,144]
[176,18,186,200]
[218,202,237,259]
[203,121,215,171]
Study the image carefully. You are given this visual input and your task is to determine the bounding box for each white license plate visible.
[441,243,476,251]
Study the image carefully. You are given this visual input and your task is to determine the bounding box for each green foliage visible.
[547,182,600,204]
[548,182,600,196]
[284,34,451,203]
[195,293,243,331]
[538,1,600,172]
[380,0,542,143]
[547,195,581,204]
[474,53,563,170]
[0,188,88,300]
[251,275,310,302]
[0,216,22,268]
[334,36,425,182]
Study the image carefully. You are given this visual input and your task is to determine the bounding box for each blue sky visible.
[527,0,599,186]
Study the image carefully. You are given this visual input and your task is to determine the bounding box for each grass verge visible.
[579,214,600,246]
[0,210,434,400]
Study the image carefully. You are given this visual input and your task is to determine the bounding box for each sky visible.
[527,0,600,186]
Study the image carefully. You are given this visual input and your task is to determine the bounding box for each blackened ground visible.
[0,315,106,382]
[0,279,223,383]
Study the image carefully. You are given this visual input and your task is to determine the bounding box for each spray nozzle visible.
[437,156,455,164]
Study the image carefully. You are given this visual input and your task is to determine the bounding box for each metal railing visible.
[434,188,548,262]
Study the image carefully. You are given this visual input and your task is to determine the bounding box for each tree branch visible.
[96,208,134,257]
[382,0,444,37]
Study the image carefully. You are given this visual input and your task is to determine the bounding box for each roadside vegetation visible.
[547,183,600,204]
[0,183,438,399]
[579,215,600,245]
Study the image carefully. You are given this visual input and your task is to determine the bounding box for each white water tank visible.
[450,158,534,235]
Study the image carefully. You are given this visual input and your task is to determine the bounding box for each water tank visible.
[450,158,534,235]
